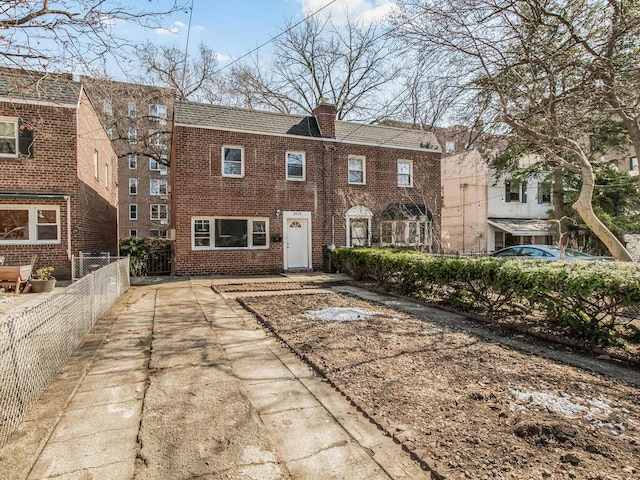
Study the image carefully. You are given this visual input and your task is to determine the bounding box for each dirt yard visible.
[232,286,640,480]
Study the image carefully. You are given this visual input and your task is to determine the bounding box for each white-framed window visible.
[149,157,168,175]
[150,229,168,238]
[129,204,138,220]
[631,156,638,170]
[537,182,552,204]
[286,151,305,181]
[149,130,168,150]
[128,154,137,169]
[150,179,168,196]
[0,117,18,157]
[192,217,268,250]
[93,150,99,179]
[222,146,244,178]
[105,125,113,139]
[129,229,138,237]
[380,220,432,247]
[0,205,60,244]
[128,127,137,144]
[103,99,113,116]
[150,204,168,221]
[104,163,109,188]
[348,155,366,184]
[505,179,527,203]
[149,104,167,119]
[129,178,137,195]
[397,159,413,187]
[128,103,137,118]
[445,141,455,153]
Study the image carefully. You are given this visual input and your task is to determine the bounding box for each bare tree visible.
[0,0,187,72]
[134,42,223,103]
[226,14,401,121]
[393,0,638,261]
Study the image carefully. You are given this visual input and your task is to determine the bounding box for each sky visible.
[107,0,397,78]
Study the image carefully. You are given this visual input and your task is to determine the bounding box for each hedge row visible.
[332,247,640,347]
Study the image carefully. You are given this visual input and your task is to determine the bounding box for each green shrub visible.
[119,237,171,277]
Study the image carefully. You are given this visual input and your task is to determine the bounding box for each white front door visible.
[286,218,309,269]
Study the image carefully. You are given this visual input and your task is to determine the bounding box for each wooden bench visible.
[0,264,33,294]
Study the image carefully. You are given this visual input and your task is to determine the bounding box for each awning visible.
[383,203,433,220]
[487,218,556,236]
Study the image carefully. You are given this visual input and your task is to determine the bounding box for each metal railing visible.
[0,257,130,447]
[72,253,125,280]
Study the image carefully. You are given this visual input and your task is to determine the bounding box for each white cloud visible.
[154,21,188,36]
[295,0,396,25]
[216,53,232,62]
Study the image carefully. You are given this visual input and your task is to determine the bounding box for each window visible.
[0,206,60,244]
[631,156,638,171]
[150,179,168,196]
[537,182,552,204]
[105,125,113,139]
[149,157,168,175]
[222,146,244,177]
[150,204,168,221]
[128,103,137,118]
[129,178,137,195]
[286,151,305,181]
[445,141,455,153]
[505,179,527,203]
[397,160,413,187]
[128,154,138,169]
[192,217,268,250]
[150,229,168,238]
[93,150,99,179]
[129,229,138,237]
[379,220,432,247]
[149,130,168,150]
[129,204,138,220]
[348,156,366,184]
[103,99,113,116]
[104,163,109,188]
[149,104,167,119]
[128,127,137,144]
[0,117,33,157]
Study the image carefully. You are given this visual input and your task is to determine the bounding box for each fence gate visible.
[147,242,173,275]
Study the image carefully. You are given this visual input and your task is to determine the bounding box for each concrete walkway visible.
[0,277,427,479]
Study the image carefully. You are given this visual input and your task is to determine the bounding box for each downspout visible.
[65,195,71,259]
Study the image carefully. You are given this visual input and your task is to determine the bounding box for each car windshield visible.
[550,247,593,258]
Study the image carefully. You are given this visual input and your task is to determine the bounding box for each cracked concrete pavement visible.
[0,276,427,479]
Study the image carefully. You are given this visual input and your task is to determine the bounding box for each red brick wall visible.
[172,126,441,275]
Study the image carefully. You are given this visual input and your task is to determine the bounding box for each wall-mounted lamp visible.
[275,209,281,219]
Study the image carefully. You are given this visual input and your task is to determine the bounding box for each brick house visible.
[171,100,441,275]
[0,69,118,279]
[82,78,174,239]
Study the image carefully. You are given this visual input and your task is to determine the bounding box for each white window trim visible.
[150,158,161,171]
[221,145,245,178]
[150,204,168,221]
[128,127,137,144]
[0,205,61,245]
[191,216,269,250]
[397,159,413,187]
[93,150,99,179]
[129,178,137,195]
[150,179,168,196]
[129,204,138,221]
[149,104,167,119]
[128,103,137,118]
[285,151,306,181]
[128,154,137,169]
[348,155,366,185]
[129,229,138,237]
[0,116,18,158]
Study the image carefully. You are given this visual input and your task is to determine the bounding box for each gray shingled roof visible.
[175,101,441,152]
[0,70,81,105]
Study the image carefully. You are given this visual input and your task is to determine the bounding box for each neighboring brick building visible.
[0,69,118,279]
[82,78,174,239]
[172,100,442,275]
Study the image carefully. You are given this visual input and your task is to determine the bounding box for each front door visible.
[286,218,309,269]
[350,218,368,247]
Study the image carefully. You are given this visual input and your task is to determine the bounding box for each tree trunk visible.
[572,164,634,261]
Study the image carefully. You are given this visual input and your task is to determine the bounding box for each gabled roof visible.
[0,69,81,107]
[175,101,441,152]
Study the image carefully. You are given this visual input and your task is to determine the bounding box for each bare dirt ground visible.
[227,284,640,480]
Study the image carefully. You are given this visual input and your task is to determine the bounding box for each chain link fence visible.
[0,257,130,447]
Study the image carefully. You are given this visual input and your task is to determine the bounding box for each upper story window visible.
[129,204,138,220]
[104,163,109,188]
[397,159,413,187]
[0,117,34,158]
[0,206,60,244]
[129,178,138,195]
[103,99,113,116]
[222,146,244,178]
[505,179,527,203]
[537,182,552,204]
[348,156,366,184]
[128,127,137,144]
[128,103,137,118]
[128,154,138,169]
[631,156,638,171]
[149,104,167,119]
[129,229,138,237]
[150,229,168,238]
[150,179,168,196]
[445,141,455,153]
[150,204,168,221]
[286,151,305,181]
[105,125,113,139]
[93,150,99,179]
[149,130,168,150]
[150,157,168,175]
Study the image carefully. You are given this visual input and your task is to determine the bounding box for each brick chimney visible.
[312,97,336,138]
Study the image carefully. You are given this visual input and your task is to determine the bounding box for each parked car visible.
[490,245,607,261]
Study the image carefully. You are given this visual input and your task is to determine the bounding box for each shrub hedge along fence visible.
[332,247,640,348]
